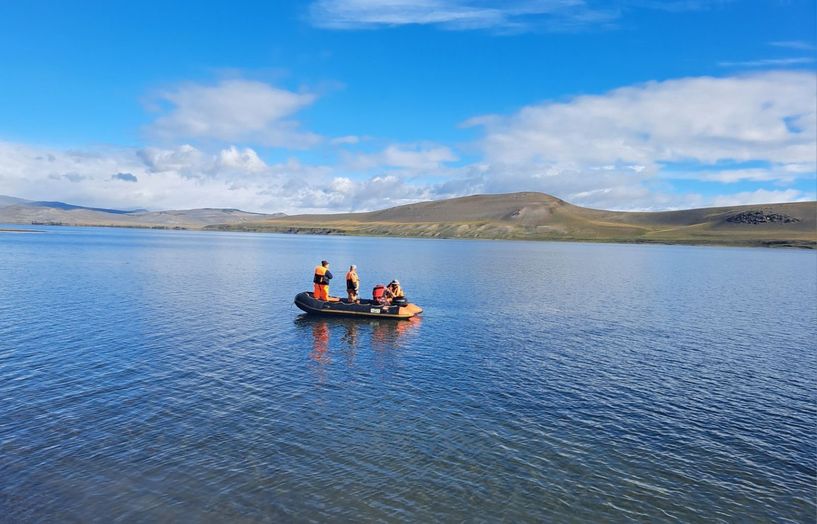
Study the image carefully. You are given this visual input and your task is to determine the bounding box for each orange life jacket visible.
[314,265,328,285]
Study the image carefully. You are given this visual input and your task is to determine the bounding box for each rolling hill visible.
[2,192,814,247]
[0,196,283,229]
[207,192,817,248]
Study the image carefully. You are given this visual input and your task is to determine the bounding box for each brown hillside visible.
[218,192,816,248]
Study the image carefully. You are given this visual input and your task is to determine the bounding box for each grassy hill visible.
[206,192,817,248]
[2,192,814,247]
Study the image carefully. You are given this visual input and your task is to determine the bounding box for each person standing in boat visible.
[346,265,360,303]
[313,260,332,301]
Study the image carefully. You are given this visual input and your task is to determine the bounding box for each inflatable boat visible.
[294,292,423,319]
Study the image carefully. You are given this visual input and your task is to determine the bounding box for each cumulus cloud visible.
[344,143,458,172]
[147,79,320,147]
[4,71,815,214]
[0,141,275,211]
[136,144,268,178]
[138,144,205,174]
[0,140,439,213]
[217,146,268,173]
[291,174,434,212]
[462,70,816,209]
[469,71,815,167]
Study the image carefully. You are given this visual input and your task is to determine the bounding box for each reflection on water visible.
[296,315,423,371]
[1,227,815,522]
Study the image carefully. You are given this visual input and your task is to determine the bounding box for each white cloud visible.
[710,189,808,207]
[138,144,206,174]
[0,141,287,212]
[718,57,815,68]
[345,143,458,171]
[469,71,816,167]
[661,164,815,184]
[0,141,440,213]
[460,70,816,208]
[3,71,815,215]
[308,0,731,32]
[309,0,617,32]
[147,79,320,147]
[217,146,268,173]
[137,145,269,178]
[292,174,433,212]
[769,40,817,51]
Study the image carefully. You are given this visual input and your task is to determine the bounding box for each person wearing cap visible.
[313,260,333,301]
[346,265,360,302]
[387,279,404,299]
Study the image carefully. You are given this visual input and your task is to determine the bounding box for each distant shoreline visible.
[6,221,814,249]
[0,227,44,233]
[3,192,814,249]
[206,224,817,249]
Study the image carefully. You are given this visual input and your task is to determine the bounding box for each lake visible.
[1,226,815,522]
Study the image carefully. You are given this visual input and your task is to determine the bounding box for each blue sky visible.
[0,0,815,212]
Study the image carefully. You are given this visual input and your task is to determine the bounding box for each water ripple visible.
[0,228,815,522]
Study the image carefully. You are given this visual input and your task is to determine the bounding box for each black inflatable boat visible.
[294,292,423,319]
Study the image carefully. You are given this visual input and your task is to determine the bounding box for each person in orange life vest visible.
[313,260,333,301]
[372,283,395,306]
[387,279,404,299]
[346,265,360,302]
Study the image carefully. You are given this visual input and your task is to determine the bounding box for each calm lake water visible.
[1,226,815,522]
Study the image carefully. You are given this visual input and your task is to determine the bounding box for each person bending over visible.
[387,280,404,299]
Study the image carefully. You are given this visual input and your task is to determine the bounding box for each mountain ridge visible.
[0,195,283,228]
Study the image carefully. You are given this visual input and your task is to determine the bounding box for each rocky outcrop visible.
[726,211,801,225]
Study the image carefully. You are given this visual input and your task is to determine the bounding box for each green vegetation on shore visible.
[204,222,815,248]
[3,192,815,248]
[205,193,817,249]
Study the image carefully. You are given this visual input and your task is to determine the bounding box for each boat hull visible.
[294,292,423,319]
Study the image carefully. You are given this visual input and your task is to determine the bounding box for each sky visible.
[0,0,815,213]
